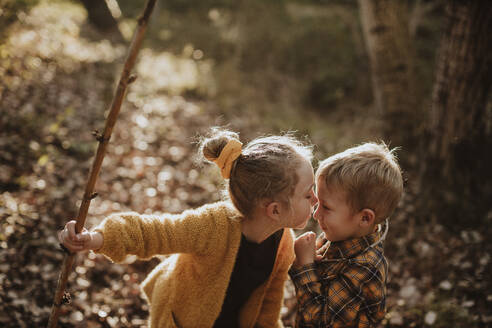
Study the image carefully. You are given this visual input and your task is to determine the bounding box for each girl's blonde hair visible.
[316,142,403,222]
[200,128,313,217]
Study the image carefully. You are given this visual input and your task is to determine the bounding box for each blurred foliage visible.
[0,0,39,40]
[115,0,441,142]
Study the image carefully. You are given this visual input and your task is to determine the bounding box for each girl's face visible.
[284,158,317,229]
[313,180,361,242]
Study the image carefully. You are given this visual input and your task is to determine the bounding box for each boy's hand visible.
[293,231,316,268]
[315,232,330,261]
[57,220,103,252]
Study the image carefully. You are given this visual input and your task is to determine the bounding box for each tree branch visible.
[47,1,157,327]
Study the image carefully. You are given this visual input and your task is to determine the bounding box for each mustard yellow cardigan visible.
[93,201,295,328]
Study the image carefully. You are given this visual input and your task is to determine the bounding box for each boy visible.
[289,142,403,328]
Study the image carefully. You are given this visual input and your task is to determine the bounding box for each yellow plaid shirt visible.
[289,230,387,328]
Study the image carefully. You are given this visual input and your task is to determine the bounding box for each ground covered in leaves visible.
[1,1,491,327]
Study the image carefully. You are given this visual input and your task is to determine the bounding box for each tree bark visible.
[428,0,492,164]
[358,0,418,151]
[421,0,492,225]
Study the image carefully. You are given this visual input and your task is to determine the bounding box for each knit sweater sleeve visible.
[92,202,234,263]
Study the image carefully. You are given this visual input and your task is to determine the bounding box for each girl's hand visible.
[57,220,103,252]
[293,231,316,268]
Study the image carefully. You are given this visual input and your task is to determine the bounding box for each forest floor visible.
[1,2,491,327]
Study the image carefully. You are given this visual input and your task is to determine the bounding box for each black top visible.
[213,229,283,328]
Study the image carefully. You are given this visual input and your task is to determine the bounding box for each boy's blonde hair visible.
[200,128,313,217]
[316,142,403,222]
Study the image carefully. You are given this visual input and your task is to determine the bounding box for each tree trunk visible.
[358,0,418,152]
[421,0,492,226]
[428,0,492,165]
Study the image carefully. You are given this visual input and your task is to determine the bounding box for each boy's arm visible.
[93,205,224,263]
[288,263,324,327]
[289,261,386,327]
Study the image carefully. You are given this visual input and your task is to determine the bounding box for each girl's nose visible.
[312,205,320,221]
[310,190,318,206]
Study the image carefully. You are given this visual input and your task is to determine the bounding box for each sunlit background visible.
[1,0,490,327]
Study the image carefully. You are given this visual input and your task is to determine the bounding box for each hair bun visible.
[201,128,240,162]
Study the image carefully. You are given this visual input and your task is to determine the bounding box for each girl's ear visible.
[266,201,282,222]
[359,208,375,227]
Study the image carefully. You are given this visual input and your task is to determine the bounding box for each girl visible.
[58,128,318,328]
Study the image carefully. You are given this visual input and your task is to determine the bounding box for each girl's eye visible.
[306,195,312,199]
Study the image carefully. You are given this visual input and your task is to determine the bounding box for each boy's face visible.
[313,178,361,242]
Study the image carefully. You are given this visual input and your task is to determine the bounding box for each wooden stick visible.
[47,1,157,327]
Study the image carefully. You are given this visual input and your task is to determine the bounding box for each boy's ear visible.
[359,208,375,227]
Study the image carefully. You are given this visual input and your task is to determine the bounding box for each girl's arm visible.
[93,207,221,262]
[58,203,231,263]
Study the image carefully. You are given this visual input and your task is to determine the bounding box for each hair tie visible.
[214,139,242,179]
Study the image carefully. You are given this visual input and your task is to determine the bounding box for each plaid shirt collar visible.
[322,228,383,261]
